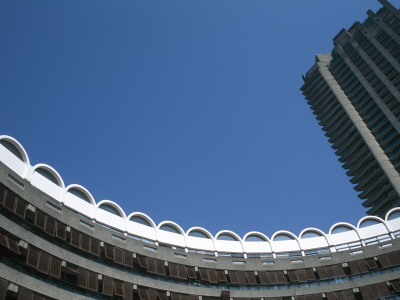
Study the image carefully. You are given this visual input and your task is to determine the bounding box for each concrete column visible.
[334,44,400,135]
[316,54,400,202]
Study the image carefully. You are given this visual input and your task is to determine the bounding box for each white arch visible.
[272,230,299,241]
[329,222,361,246]
[298,228,330,250]
[96,200,127,232]
[386,207,400,232]
[216,230,242,241]
[271,230,301,253]
[158,220,185,234]
[126,212,157,241]
[299,227,327,239]
[157,221,186,248]
[0,135,30,164]
[329,222,359,235]
[357,215,386,228]
[186,227,215,252]
[385,207,400,221]
[128,212,157,228]
[97,200,127,218]
[187,226,214,239]
[244,231,270,241]
[0,135,30,178]
[215,230,244,253]
[64,184,96,219]
[357,216,390,241]
[242,231,272,254]
[30,163,65,202]
[30,164,64,187]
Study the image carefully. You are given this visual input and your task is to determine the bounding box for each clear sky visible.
[0,1,385,238]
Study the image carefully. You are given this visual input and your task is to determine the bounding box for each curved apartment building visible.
[0,137,399,299]
[2,1,400,299]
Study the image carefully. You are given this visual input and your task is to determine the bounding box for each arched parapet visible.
[357,216,390,241]
[157,221,186,248]
[0,135,30,179]
[186,227,215,252]
[64,185,96,219]
[386,207,400,233]
[271,231,301,254]
[126,212,157,241]
[29,164,65,202]
[329,223,361,250]
[215,230,244,254]
[242,232,272,254]
[96,200,127,232]
[299,228,330,251]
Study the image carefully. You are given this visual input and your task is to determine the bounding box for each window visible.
[217,234,237,241]
[130,216,152,227]
[188,230,209,239]
[159,224,180,234]
[99,204,121,216]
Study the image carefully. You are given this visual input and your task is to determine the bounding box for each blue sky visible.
[0,0,384,238]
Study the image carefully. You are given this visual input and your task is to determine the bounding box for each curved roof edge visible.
[1,134,400,255]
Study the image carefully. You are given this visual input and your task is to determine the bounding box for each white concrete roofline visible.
[1,134,400,255]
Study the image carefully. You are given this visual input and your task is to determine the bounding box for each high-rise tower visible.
[301,0,400,217]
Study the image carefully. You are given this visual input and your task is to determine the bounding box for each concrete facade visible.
[1,143,400,299]
[301,0,400,217]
